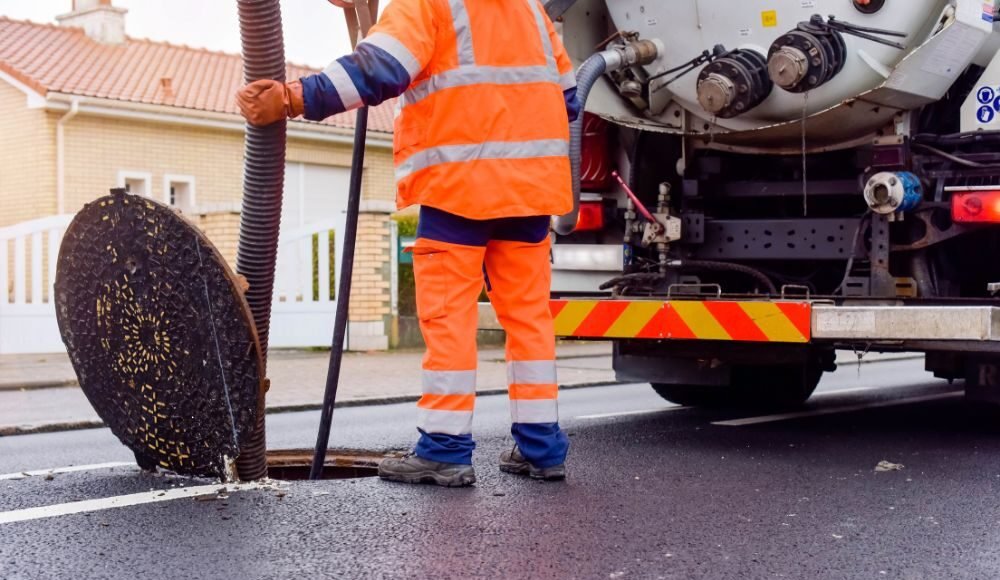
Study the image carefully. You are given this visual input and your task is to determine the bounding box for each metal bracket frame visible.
[329,0,379,48]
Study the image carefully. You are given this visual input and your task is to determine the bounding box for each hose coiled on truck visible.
[600,260,778,296]
[553,53,611,235]
[553,40,660,235]
[234,0,287,481]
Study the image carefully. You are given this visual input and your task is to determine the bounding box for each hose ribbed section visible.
[235,0,287,481]
[680,260,778,295]
[553,54,610,235]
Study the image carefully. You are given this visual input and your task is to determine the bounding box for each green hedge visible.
[394,215,418,316]
[312,232,336,301]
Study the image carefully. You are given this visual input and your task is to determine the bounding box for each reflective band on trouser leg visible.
[485,237,568,467]
[416,372,477,436]
[508,362,559,424]
[413,238,487,464]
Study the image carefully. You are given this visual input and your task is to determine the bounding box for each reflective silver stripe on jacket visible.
[359,32,423,81]
[401,0,560,108]
[559,71,577,91]
[396,139,569,181]
[322,60,363,110]
[401,65,558,107]
[422,370,477,395]
[446,0,476,66]
[507,360,558,386]
[525,0,558,73]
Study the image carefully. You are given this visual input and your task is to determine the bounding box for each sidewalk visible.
[0,342,617,435]
[0,345,922,436]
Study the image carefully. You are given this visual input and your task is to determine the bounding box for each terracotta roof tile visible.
[0,16,394,134]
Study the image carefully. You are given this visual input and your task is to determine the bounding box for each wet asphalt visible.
[2,358,1000,580]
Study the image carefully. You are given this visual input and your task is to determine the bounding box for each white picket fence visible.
[0,215,74,354]
[0,214,343,354]
[269,218,344,348]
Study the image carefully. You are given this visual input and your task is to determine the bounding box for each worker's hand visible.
[236,80,305,126]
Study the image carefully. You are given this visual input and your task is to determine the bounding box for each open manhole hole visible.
[266,449,404,480]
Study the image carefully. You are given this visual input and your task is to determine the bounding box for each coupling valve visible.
[697,49,772,118]
[864,171,922,215]
[768,18,846,93]
[602,39,661,70]
[768,15,906,93]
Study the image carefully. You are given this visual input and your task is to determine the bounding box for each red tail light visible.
[952,191,1000,223]
[575,200,605,232]
[581,113,612,191]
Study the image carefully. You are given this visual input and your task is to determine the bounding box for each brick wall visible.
[195,210,241,267]
[0,82,56,227]
[57,115,398,212]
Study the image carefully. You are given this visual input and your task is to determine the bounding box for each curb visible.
[0,420,106,437]
[0,380,624,437]
[0,379,78,392]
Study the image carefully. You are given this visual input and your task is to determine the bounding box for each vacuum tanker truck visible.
[491,0,1000,407]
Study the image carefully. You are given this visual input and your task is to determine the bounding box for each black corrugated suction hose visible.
[234,0,287,481]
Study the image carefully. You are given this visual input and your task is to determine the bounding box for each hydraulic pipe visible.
[310,107,368,480]
[552,40,660,236]
[310,0,376,481]
[234,0,288,481]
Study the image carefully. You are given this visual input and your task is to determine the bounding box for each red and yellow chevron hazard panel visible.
[550,300,812,343]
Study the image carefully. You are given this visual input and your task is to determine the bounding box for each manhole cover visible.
[267,449,401,480]
[54,189,264,479]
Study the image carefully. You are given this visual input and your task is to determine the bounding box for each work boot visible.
[378,454,476,487]
[499,445,566,481]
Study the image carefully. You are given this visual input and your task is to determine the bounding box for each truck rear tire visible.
[651,360,825,409]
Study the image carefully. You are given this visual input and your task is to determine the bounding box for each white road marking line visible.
[575,406,688,420]
[812,383,944,398]
[813,385,889,397]
[712,392,962,427]
[0,481,278,525]
[0,462,136,481]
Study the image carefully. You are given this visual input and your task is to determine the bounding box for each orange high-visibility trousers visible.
[411,207,568,468]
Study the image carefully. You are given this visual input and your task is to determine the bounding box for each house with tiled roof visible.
[0,0,399,352]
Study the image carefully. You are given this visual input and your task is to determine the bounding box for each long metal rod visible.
[310,0,375,480]
[310,107,368,480]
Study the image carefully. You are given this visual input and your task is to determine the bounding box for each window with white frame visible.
[116,171,152,197]
[164,175,196,213]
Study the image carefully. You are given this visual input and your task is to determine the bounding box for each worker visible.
[237,0,579,487]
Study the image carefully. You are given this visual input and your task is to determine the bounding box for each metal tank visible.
[562,0,999,152]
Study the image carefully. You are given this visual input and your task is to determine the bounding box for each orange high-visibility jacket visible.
[299,0,578,220]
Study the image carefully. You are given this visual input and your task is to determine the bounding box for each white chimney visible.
[56,0,128,45]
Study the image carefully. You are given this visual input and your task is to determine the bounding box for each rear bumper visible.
[478,300,1000,351]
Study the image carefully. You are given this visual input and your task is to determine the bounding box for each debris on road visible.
[875,461,904,472]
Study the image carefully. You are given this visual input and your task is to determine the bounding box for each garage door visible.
[270,163,351,348]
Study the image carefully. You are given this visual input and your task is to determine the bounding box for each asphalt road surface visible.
[3,358,999,580]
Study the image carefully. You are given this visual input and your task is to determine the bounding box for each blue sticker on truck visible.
[979,86,996,104]
[979,105,996,124]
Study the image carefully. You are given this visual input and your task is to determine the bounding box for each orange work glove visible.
[236,80,305,126]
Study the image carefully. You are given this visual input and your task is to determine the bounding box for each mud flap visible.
[965,358,1000,405]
